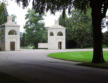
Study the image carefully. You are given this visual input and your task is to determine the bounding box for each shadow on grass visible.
[78,62,108,69]
[0,72,27,83]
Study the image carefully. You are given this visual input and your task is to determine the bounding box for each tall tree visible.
[0,2,8,38]
[59,9,92,48]
[24,9,47,48]
[20,32,28,47]
[17,0,108,63]
[0,2,8,25]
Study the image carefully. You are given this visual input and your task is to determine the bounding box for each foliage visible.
[0,2,8,25]
[23,9,47,48]
[0,2,8,39]
[20,32,28,47]
[16,0,90,14]
[103,31,108,46]
[59,9,92,48]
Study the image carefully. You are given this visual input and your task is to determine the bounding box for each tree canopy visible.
[59,9,92,48]
[16,0,108,16]
[16,0,90,13]
[23,9,47,48]
[0,2,8,25]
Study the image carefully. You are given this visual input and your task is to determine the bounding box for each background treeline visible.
[21,8,108,49]
[20,10,47,49]
[59,8,93,48]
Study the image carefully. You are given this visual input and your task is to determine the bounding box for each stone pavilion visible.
[0,16,20,51]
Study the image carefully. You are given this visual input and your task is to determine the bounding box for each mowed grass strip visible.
[48,51,108,69]
[48,51,108,62]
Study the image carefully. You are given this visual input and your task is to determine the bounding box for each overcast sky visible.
[7,0,61,32]
[6,0,108,32]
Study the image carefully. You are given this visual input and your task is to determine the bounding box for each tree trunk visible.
[91,1,105,63]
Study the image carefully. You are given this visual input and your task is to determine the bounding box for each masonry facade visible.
[0,16,20,51]
[38,21,66,50]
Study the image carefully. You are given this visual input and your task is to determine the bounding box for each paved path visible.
[0,49,108,83]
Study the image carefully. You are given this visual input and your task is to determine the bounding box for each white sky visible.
[6,0,108,32]
[7,0,61,32]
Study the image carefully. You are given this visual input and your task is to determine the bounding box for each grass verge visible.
[48,51,108,69]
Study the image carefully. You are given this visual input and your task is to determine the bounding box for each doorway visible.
[10,42,15,51]
[58,42,62,49]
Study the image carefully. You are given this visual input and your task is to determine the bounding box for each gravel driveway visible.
[0,49,108,83]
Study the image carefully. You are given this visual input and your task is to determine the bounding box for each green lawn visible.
[48,51,108,69]
[48,51,108,62]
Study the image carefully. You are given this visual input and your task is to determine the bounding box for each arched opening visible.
[8,30,17,35]
[50,32,54,36]
[57,32,63,36]
[58,42,62,49]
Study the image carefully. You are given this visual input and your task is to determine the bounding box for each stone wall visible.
[48,28,66,49]
[38,43,48,49]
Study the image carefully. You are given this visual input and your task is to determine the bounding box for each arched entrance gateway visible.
[58,42,62,49]
[0,16,20,51]
[47,20,66,50]
[38,20,66,50]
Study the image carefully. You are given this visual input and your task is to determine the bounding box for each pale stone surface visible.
[38,43,48,48]
[0,16,20,51]
[48,21,66,49]
[38,20,66,49]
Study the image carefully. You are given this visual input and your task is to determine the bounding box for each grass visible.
[21,46,34,49]
[48,51,108,69]
[0,72,27,83]
[48,51,93,62]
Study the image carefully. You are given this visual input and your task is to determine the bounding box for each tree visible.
[0,2,8,38]
[59,9,92,48]
[20,32,28,47]
[0,2,8,25]
[16,0,108,63]
[103,31,108,46]
[24,9,47,48]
